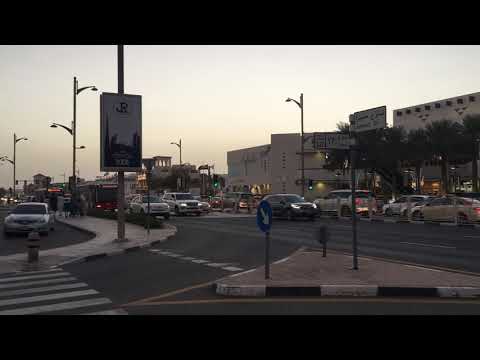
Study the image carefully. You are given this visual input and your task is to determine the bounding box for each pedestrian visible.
[57,195,64,217]
[64,197,71,217]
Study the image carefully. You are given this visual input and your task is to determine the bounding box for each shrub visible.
[86,209,164,229]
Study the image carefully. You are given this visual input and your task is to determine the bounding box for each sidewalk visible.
[0,216,177,274]
[215,248,480,298]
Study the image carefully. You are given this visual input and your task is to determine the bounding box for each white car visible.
[314,190,377,217]
[382,195,433,217]
[4,202,55,236]
[129,195,170,219]
[162,192,202,216]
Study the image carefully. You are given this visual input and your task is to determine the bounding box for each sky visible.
[1,45,480,189]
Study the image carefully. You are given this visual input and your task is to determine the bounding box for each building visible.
[33,174,52,189]
[393,91,480,193]
[227,133,350,200]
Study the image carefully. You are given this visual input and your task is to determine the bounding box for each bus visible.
[77,183,118,211]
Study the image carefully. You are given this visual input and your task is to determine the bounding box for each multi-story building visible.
[393,91,480,194]
[33,174,52,189]
[227,133,350,200]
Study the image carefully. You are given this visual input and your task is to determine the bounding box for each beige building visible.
[227,133,350,200]
[393,91,480,193]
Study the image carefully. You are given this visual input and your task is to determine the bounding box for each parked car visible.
[193,196,211,213]
[162,192,202,216]
[3,202,55,236]
[263,193,317,221]
[209,196,223,209]
[314,190,377,217]
[382,195,433,217]
[221,192,254,211]
[129,195,170,219]
[411,196,480,223]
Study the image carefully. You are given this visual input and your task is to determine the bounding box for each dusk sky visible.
[1,45,480,189]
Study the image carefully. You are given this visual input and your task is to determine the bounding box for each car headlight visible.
[312,203,317,209]
[180,203,188,207]
[291,204,301,209]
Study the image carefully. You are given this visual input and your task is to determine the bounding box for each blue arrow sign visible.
[257,200,272,233]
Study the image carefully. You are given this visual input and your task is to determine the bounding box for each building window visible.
[469,96,476,102]
[396,111,402,116]
[435,103,441,109]
[457,98,464,104]
[425,105,431,111]
[415,107,421,112]
[406,109,411,114]
[446,101,452,106]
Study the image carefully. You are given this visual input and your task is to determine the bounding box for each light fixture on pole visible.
[286,94,304,197]
[170,139,182,165]
[6,134,29,200]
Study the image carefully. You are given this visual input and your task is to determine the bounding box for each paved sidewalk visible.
[216,248,480,298]
[0,216,177,274]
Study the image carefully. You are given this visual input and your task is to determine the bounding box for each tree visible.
[462,114,480,192]
[425,119,465,194]
[406,128,431,194]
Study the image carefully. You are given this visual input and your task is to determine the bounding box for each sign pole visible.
[117,44,126,242]
[350,133,358,270]
[265,231,270,280]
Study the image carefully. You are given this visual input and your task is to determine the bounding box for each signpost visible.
[257,200,273,279]
[348,105,387,270]
[142,158,155,235]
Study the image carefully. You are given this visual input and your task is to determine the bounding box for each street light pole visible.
[117,44,126,242]
[13,133,16,200]
[73,76,77,198]
[286,93,305,197]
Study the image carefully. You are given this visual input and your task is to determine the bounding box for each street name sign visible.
[256,200,272,233]
[100,92,142,172]
[350,105,386,133]
[313,132,350,150]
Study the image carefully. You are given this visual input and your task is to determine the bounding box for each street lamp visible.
[170,139,182,165]
[51,76,96,199]
[3,134,28,200]
[286,93,304,197]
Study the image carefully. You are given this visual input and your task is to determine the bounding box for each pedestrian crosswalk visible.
[0,268,127,315]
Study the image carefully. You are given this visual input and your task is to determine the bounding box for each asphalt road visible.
[0,210,94,256]
[57,215,480,315]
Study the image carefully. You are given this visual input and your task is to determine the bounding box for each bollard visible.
[27,231,40,263]
[407,196,412,221]
[368,195,373,219]
[316,225,329,257]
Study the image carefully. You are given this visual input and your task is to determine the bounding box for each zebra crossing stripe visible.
[0,272,70,283]
[192,259,209,264]
[222,266,243,272]
[0,289,98,307]
[0,283,88,298]
[180,257,196,261]
[0,297,113,315]
[6,268,63,276]
[206,263,231,268]
[0,277,78,290]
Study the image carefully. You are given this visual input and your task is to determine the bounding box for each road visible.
[0,210,94,256]
[3,214,480,314]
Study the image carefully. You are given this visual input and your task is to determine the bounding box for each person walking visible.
[57,195,64,217]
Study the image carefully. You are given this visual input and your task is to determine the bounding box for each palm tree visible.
[462,114,480,192]
[406,128,430,194]
[425,119,464,194]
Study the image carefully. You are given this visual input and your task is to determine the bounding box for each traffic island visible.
[215,248,480,298]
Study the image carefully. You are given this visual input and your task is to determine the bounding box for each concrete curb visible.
[214,283,480,298]
[55,217,97,237]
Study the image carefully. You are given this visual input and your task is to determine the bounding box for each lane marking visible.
[399,242,456,249]
[191,259,209,264]
[0,289,98,307]
[180,257,196,261]
[166,253,182,258]
[206,263,231,268]
[403,265,443,272]
[0,297,112,315]
[0,272,70,284]
[222,266,244,272]
[81,308,128,315]
[0,277,78,290]
[0,283,88,297]
[273,257,290,264]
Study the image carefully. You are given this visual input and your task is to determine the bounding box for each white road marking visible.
[149,249,161,252]
[9,268,63,276]
[166,253,182,257]
[273,257,290,264]
[0,289,98,307]
[229,268,256,277]
[0,283,88,297]
[180,257,196,261]
[403,265,443,272]
[0,297,112,315]
[81,309,128,315]
[191,259,209,264]
[206,263,231,268]
[399,242,456,249]
[0,272,70,284]
[464,235,480,238]
[0,277,78,290]
[222,266,244,272]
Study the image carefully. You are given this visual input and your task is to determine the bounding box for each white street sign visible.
[314,132,350,150]
[350,106,386,133]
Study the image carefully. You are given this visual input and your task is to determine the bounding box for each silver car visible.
[3,202,55,236]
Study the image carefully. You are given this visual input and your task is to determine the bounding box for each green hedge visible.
[86,209,164,229]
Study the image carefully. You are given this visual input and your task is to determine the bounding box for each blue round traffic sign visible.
[257,200,272,233]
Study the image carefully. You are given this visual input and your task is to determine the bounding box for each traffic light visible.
[308,179,314,190]
[213,174,219,188]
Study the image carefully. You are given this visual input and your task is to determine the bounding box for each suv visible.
[129,195,170,219]
[162,192,202,216]
[314,190,377,217]
[263,194,317,221]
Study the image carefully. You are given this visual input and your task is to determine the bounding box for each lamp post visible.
[286,94,304,197]
[8,134,28,200]
[170,139,182,165]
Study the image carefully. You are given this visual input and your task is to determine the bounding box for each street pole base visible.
[113,238,129,243]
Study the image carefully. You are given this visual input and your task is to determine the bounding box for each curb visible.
[214,283,480,298]
[54,217,97,237]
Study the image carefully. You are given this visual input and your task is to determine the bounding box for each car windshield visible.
[176,194,194,200]
[143,196,161,203]
[284,195,304,203]
[12,205,46,214]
